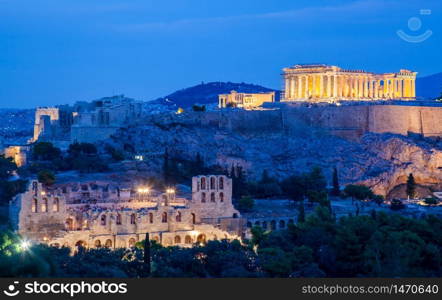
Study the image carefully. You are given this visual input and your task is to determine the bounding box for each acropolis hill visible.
[4,65,442,201]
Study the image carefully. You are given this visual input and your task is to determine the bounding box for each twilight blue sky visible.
[0,0,441,108]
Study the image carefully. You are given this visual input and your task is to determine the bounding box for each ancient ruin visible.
[282,64,417,102]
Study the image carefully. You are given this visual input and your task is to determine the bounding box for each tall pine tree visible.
[331,167,340,196]
[406,173,417,199]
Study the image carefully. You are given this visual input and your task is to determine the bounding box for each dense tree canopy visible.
[2,209,441,278]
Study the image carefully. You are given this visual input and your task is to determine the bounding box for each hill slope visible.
[153,82,280,107]
[416,72,442,100]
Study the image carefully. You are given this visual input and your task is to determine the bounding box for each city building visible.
[219,90,275,109]
[282,64,417,102]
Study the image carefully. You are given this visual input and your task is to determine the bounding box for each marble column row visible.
[284,74,416,100]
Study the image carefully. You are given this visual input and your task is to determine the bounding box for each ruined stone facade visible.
[218,90,275,109]
[30,106,74,144]
[283,64,417,102]
[30,95,142,145]
[3,145,30,167]
[9,175,241,249]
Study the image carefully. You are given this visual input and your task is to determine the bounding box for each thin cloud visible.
[115,0,404,33]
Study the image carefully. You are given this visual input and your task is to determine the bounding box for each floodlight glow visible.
[20,240,31,251]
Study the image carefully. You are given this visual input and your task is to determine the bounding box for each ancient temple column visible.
[364,77,369,98]
[368,80,374,98]
[297,76,302,99]
[358,77,363,98]
[285,77,290,100]
[324,75,328,98]
[411,79,416,98]
[333,75,338,98]
[375,80,380,99]
[397,79,403,98]
[290,76,296,99]
[403,79,409,98]
[353,77,358,98]
[326,75,331,99]
[381,79,386,99]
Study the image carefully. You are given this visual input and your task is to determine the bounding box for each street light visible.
[137,187,150,201]
[20,240,31,251]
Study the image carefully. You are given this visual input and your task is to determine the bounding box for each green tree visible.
[37,170,56,186]
[282,167,327,204]
[143,233,151,276]
[406,173,417,199]
[250,170,282,198]
[344,184,374,203]
[32,142,61,161]
[231,165,248,200]
[298,200,305,223]
[237,195,254,212]
[331,167,340,196]
[0,155,17,179]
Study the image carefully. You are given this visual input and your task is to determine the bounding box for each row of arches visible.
[31,198,59,213]
[98,212,196,227]
[75,233,209,249]
[199,176,224,191]
[247,218,294,231]
[200,192,224,203]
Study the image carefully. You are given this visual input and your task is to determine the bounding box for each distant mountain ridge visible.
[152,82,280,107]
[416,72,442,100]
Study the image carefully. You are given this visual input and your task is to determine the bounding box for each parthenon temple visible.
[282,64,417,102]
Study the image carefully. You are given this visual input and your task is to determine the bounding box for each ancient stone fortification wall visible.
[71,126,120,143]
[202,104,442,140]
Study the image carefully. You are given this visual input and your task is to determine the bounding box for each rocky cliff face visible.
[112,111,442,197]
[359,134,442,196]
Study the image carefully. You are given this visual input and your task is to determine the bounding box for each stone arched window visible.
[130,213,136,224]
[210,177,216,189]
[219,192,224,202]
[233,213,238,218]
[219,177,224,189]
[94,240,101,248]
[32,198,38,213]
[279,220,286,229]
[210,192,215,202]
[201,192,206,203]
[66,218,74,231]
[101,215,106,226]
[174,236,181,244]
[149,213,154,224]
[75,240,87,249]
[191,213,196,224]
[197,234,206,245]
[176,211,182,222]
[161,212,167,223]
[41,198,48,213]
[128,238,136,248]
[201,177,206,190]
[270,220,276,230]
[184,235,192,244]
[105,239,112,248]
[116,214,122,225]
[262,221,267,230]
[52,198,59,212]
